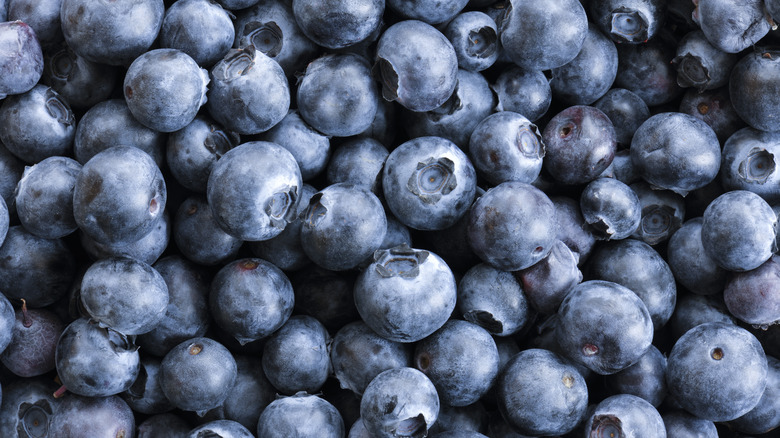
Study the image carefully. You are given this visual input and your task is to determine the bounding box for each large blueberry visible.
[443,11,499,72]
[579,177,641,241]
[672,30,738,91]
[0,21,43,99]
[42,44,119,109]
[457,263,531,336]
[516,239,583,315]
[590,0,665,43]
[292,0,384,49]
[14,156,81,239]
[730,49,780,133]
[159,0,235,68]
[694,0,769,53]
[593,88,650,146]
[257,393,344,438]
[584,394,665,438]
[261,315,331,395]
[491,66,552,123]
[666,218,728,296]
[723,255,780,327]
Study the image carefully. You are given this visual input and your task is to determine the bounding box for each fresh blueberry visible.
[614,41,683,106]
[0,21,43,99]
[79,208,170,266]
[668,292,736,340]
[262,110,330,181]
[42,43,119,109]
[723,255,780,327]
[630,181,686,246]
[593,88,650,147]
[14,156,81,239]
[174,195,243,266]
[672,30,738,91]
[188,420,254,438]
[606,344,667,407]
[579,177,642,241]
[159,0,235,68]
[0,378,61,437]
[47,394,135,438]
[693,0,770,53]
[720,127,780,204]
[729,354,780,434]
[732,48,780,132]
[516,239,582,315]
[325,137,389,195]
[292,0,384,49]
[0,301,63,377]
[663,410,718,438]
[121,356,174,415]
[257,393,345,438]
[589,0,665,43]
[6,0,62,48]
[678,86,745,144]
[666,218,728,296]
[443,11,499,72]
[457,263,531,336]
[584,394,665,438]
[491,65,552,123]
[0,293,14,355]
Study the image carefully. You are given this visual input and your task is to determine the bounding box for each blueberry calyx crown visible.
[407,157,457,205]
[240,21,284,58]
[610,8,649,43]
[373,244,429,279]
[590,415,625,438]
[738,147,775,183]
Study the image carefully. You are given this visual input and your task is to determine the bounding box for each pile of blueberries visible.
[1,0,780,436]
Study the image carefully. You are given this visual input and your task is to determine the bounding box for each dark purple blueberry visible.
[729,354,780,434]
[293,0,384,48]
[542,105,616,185]
[0,84,75,163]
[614,41,683,107]
[79,208,170,266]
[326,137,389,195]
[467,182,556,271]
[584,394,665,438]
[589,0,665,43]
[457,263,531,336]
[374,20,458,112]
[1,301,64,377]
[491,65,552,123]
[678,86,745,144]
[720,127,780,204]
[443,11,499,72]
[0,378,61,437]
[730,48,780,133]
[668,292,736,340]
[0,21,43,99]
[210,258,294,345]
[354,245,456,343]
[55,318,140,397]
[173,195,242,266]
[14,156,81,239]
[723,255,780,327]
[499,0,587,70]
[630,181,685,246]
[693,0,769,53]
[257,393,345,438]
[516,239,582,315]
[360,367,439,438]
[48,394,134,438]
[497,348,588,436]
[6,0,62,48]
[428,402,488,435]
[160,337,237,415]
[666,218,728,296]
[73,146,167,246]
[666,322,767,421]
[262,110,330,181]
[555,280,653,375]
[383,136,476,231]
[593,88,650,147]
[206,141,302,242]
[672,30,738,91]
[216,355,276,431]
[468,111,545,186]
[580,177,642,241]
[207,47,290,135]
[159,0,234,68]
[606,345,667,407]
[551,196,597,265]
[42,44,119,109]
[59,0,164,65]
[121,356,174,415]
[261,315,331,395]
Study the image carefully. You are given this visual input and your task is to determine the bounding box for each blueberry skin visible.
[331,321,413,396]
[663,410,718,438]
[720,128,780,204]
[516,239,583,315]
[587,238,677,330]
[0,293,14,355]
[326,137,389,195]
[694,0,769,53]
[427,402,488,435]
[14,156,81,239]
[42,44,119,109]
[491,65,552,123]
[354,245,456,343]
[297,53,379,138]
[383,136,476,231]
[55,318,140,397]
[730,49,780,133]
[500,0,587,71]
[404,68,495,150]
[261,315,331,395]
[542,105,616,185]
[630,112,721,196]
[360,367,440,438]
[468,182,557,271]
[188,420,254,438]
[589,0,665,44]
[666,322,768,422]
[0,143,24,211]
[414,320,499,407]
[60,0,164,66]
[667,218,728,296]
[1,302,64,377]
[300,183,387,271]
[584,394,665,438]
[0,197,8,247]
[7,0,62,48]
[614,41,683,107]
[209,258,294,345]
[0,84,75,163]
[551,196,596,265]
[48,394,135,438]
[206,141,302,242]
[0,378,61,438]
[724,255,780,327]
[672,30,737,92]
[593,88,650,146]
[176,195,245,265]
[292,0,384,49]
[137,413,191,438]
[629,181,685,246]
[0,226,76,307]
[73,146,167,246]
[121,356,174,415]
[497,348,588,436]
[291,264,360,332]
[233,0,319,78]
[257,393,345,438]
[216,0,261,9]
[124,48,209,133]
[679,86,745,144]
[136,256,210,358]
[374,20,459,112]
[668,293,737,340]
[607,344,667,408]
[74,99,166,168]
[80,208,170,266]
[443,11,499,72]
[160,0,234,68]
[262,110,330,181]
[457,263,531,336]
[0,21,43,99]
[580,177,641,241]
[550,23,618,105]
[387,0,469,24]
[468,111,545,186]
[220,355,276,431]
[700,190,777,272]
[555,280,653,375]
[730,355,780,434]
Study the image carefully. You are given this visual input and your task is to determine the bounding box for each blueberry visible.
[666,322,768,421]
[584,394,665,438]
[290,264,360,331]
[614,41,683,107]
[666,218,728,296]
[0,84,75,163]
[0,301,63,377]
[668,292,737,340]
[159,337,237,415]
[387,0,468,24]
[257,393,345,438]
[630,181,686,246]
[159,0,234,68]
[206,141,302,242]
[0,293,15,355]
[579,177,642,241]
[14,156,81,239]
[551,196,597,265]
[374,20,458,112]
[55,318,140,397]
[630,112,721,196]
[60,0,164,66]
[262,110,331,181]
[694,0,770,53]
[721,127,780,203]
[490,65,552,123]
[209,258,294,345]
[292,0,384,49]
[174,195,243,266]
[457,263,531,336]
[360,367,439,438]
[606,345,668,407]
[47,394,135,438]
[79,208,170,266]
[208,47,290,136]
[188,420,254,438]
[467,181,556,271]
[729,354,780,434]
[516,239,582,315]
[325,137,389,195]
[383,136,476,231]
[219,355,276,431]
[555,280,654,375]
[261,315,330,395]
[354,245,456,343]
[496,348,588,436]
[730,48,780,133]
[137,413,191,438]
[672,30,738,91]
[121,356,174,415]
[663,410,718,438]
[42,44,119,109]
[73,146,167,246]
[0,21,43,99]
[6,0,62,48]
[700,190,777,272]
[296,53,379,138]
[589,0,665,43]
[443,11,499,72]
[0,378,60,437]
[723,255,780,327]
[593,88,650,146]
